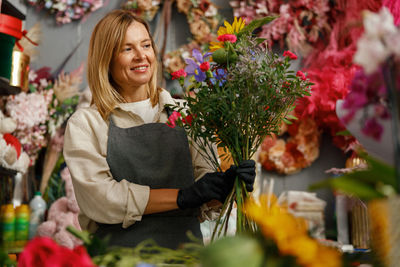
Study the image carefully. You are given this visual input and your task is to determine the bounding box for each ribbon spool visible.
[0,13,22,81]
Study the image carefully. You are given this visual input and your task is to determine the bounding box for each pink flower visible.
[166,111,181,128]
[199,62,210,72]
[171,69,187,80]
[362,117,383,141]
[296,71,306,80]
[283,50,298,60]
[217,34,237,43]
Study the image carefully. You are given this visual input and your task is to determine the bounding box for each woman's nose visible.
[134,50,145,60]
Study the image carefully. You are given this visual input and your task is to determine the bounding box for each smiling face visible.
[110,20,156,101]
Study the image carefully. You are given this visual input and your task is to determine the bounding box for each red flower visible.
[296,71,306,80]
[217,34,237,43]
[283,50,298,60]
[171,69,187,80]
[282,81,291,88]
[166,111,182,128]
[199,62,210,72]
[18,237,95,267]
[182,114,193,125]
[3,133,22,158]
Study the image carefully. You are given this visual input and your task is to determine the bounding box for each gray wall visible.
[18,0,345,237]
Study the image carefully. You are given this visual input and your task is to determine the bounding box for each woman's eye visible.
[123,47,131,52]
[144,44,151,48]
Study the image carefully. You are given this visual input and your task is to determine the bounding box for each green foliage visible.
[310,153,397,201]
[43,155,66,207]
[67,226,201,267]
[0,248,16,267]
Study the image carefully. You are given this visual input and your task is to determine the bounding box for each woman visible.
[63,9,255,249]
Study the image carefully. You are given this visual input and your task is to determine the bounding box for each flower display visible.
[6,68,54,164]
[340,7,400,141]
[25,0,103,24]
[230,0,333,54]
[168,17,312,237]
[122,0,161,21]
[5,66,82,165]
[259,115,321,175]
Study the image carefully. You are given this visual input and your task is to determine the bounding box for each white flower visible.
[354,36,389,74]
[363,8,397,39]
[39,78,48,88]
[354,7,400,74]
[28,70,37,82]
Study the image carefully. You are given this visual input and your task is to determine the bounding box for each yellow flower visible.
[278,235,318,265]
[217,17,246,36]
[209,17,246,52]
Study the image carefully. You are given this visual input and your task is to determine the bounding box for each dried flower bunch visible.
[169,16,312,237]
[25,0,103,24]
[230,0,333,54]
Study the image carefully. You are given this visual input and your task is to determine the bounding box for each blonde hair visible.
[87,9,160,120]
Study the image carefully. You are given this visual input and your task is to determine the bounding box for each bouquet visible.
[169,17,312,238]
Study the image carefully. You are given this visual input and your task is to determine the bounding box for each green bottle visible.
[15,204,30,248]
[1,204,15,250]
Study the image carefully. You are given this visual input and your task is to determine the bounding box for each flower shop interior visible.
[1,0,399,266]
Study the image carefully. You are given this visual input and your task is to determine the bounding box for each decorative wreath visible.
[25,0,104,24]
[230,0,333,54]
[258,115,321,175]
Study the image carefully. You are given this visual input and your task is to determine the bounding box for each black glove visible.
[177,166,236,209]
[236,160,256,192]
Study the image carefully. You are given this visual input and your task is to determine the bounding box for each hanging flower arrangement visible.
[121,0,162,21]
[25,0,103,24]
[259,115,321,175]
[229,0,333,54]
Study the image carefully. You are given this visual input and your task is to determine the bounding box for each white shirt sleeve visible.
[63,108,150,229]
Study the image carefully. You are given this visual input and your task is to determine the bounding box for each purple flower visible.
[184,49,211,82]
[361,117,383,141]
[210,68,227,86]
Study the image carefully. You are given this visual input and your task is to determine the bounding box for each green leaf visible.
[310,176,385,200]
[286,114,298,121]
[237,16,278,38]
[336,130,351,136]
[282,118,293,125]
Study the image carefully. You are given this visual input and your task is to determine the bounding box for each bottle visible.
[1,204,15,250]
[29,191,47,239]
[15,204,30,248]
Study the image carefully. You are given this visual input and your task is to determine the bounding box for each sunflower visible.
[209,17,246,52]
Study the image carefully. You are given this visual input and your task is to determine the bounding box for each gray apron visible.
[95,110,202,249]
